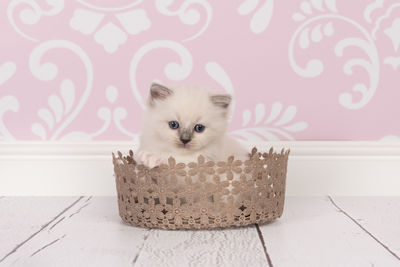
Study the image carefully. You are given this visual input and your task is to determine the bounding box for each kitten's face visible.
[142,84,231,153]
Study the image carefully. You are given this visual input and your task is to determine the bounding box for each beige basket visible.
[113,147,289,230]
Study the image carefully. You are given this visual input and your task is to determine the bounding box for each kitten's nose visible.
[180,137,191,144]
[180,130,192,144]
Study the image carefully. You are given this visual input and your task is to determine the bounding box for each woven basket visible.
[113,147,289,230]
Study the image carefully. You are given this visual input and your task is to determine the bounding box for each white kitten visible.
[137,83,247,167]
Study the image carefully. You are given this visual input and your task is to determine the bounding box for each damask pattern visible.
[0,0,399,141]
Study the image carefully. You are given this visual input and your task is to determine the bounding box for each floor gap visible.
[328,196,400,261]
[255,223,274,267]
[0,196,84,263]
[132,229,152,266]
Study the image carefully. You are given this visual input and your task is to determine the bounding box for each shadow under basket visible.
[113,147,290,230]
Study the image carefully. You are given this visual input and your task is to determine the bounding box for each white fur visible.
[137,84,247,167]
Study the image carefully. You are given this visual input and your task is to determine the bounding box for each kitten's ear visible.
[149,83,173,106]
[210,94,232,109]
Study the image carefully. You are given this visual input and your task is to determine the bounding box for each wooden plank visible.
[0,197,149,266]
[331,196,400,260]
[3,196,399,266]
[258,197,400,267]
[134,226,267,267]
[0,197,82,262]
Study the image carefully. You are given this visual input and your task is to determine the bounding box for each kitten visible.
[137,83,247,167]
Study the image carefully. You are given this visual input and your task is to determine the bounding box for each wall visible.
[1,0,400,142]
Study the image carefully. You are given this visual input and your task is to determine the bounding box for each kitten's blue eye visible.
[168,121,179,129]
[194,124,205,133]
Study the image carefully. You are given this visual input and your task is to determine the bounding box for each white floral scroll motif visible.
[0,62,17,86]
[129,40,193,109]
[61,85,139,141]
[106,85,118,104]
[0,96,19,141]
[52,85,138,141]
[334,37,379,109]
[384,18,400,52]
[101,86,139,140]
[364,0,384,24]
[106,85,137,139]
[290,0,338,77]
[29,40,93,140]
[93,22,128,53]
[32,79,66,139]
[237,0,274,34]
[75,0,143,12]
[371,3,400,40]
[298,22,334,49]
[384,56,400,70]
[367,3,400,71]
[113,107,138,141]
[70,6,150,53]
[59,105,111,141]
[289,0,380,110]
[116,9,151,35]
[205,62,235,118]
[34,83,114,141]
[155,0,212,42]
[31,79,103,140]
[7,0,64,42]
[230,102,308,141]
[70,9,104,35]
[292,0,338,22]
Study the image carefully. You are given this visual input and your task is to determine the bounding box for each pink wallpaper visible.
[0,0,400,142]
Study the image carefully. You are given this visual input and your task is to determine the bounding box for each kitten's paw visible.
[135,150,166,168]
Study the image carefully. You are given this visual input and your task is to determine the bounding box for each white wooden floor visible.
[0,197,399,267]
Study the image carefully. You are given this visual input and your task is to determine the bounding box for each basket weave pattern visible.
[113,147,289,230]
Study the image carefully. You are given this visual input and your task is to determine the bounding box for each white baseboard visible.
[1,141,400,196]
